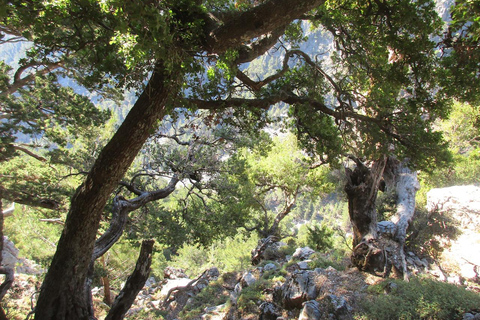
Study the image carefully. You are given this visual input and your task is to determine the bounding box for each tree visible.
[0,0,474,318]
[226,134,332,239]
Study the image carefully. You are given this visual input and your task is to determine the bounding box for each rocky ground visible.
[1,185,480,319]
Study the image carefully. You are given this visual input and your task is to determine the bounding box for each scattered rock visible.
[276,270,319,309]
[264,263,278,272]
[292,247,315,261]
[297,261,311,270]
[299,300,322,320]
[164,266,188,279]
[259,301,279,320]
[241,272,257,287]
[321,294,352,320]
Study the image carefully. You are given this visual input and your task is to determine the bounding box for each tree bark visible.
[383,157,420,280]
[34,63,177,320]
[104,240,154,320]
[346,157,420,278]
[344,157,386,247]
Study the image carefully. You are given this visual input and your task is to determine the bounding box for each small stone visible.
[297,261,311,270]
[463,313,475,320]
[264,263,278,271]
[242,272,257,287]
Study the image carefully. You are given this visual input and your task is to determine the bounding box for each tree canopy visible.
[1,0,479,318]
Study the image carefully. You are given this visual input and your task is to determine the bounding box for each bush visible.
[306,222,334,252]
[358,277,480,320]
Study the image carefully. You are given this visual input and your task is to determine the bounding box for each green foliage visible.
[169,234,258,277]
[358,277,480,320]
[305,222,335,252]
[419,101,480,197]
[307,252,346,271]
[4,206,62,267]
[441,0,480,104]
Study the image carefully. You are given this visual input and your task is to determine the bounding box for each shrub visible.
[306,223,334,252]
[358,277,480,320]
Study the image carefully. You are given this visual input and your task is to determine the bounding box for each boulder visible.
[292,247,315,261]
[241,272,257,287]
[299,300,322,320]
[276,270,319,309]
[321,294,352,320]
[259,302,279,320]
[2,236,19,269]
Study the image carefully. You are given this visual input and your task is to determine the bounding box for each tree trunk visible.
[344,157,386,247]
[105,240,154,320]
[346,157,420,278]
[383,157,420,280]
[34,63,179,320]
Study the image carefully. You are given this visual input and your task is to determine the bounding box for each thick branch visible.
[92,175,179,260]
[204,0,325,54]
[13,145,47,162]
[236,50,291,91]
[105,239,154,320]
[1,62,63,97]
[266,186,299,237]
[0,188,60,211]
[235,26,286,64]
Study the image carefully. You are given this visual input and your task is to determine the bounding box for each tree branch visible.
[204,0,325,54]
[235,26,287,64]
[13,145,47,162]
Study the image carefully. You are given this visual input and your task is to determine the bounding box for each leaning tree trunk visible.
[34,63,178,320]
[345,156,420,279]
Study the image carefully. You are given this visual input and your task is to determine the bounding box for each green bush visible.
[358,277,480,320]
[306,222,334,252]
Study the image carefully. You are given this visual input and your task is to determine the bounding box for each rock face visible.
[2,237,19,269]
[427,185,480,282]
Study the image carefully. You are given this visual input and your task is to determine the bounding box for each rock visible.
[206,267,220,280]
[427,185,480,282]
[145,276,156,288]
[259,302,279,320]
[241,272,257,287]
[264,263,278,271]
[297,261,311,270]
[202,303,227,320]
[321,294,352,320]
[299,300,322,320]
[276,270,319,309]
[264,242,288,261]
[463,313,475,320]
[292,247,315,261]
[2,236,19,269]
[164,266,188,279]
